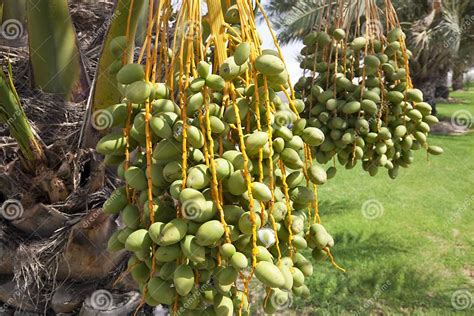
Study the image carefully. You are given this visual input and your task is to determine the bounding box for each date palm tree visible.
[0,0,146,313]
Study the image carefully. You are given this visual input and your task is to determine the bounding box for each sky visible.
[256,0,305,83]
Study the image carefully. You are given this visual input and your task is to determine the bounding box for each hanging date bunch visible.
[95,0,342,315]
[295,0,443,179]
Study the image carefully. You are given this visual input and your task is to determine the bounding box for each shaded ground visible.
[431,88,473,135]
[430,120,470,135]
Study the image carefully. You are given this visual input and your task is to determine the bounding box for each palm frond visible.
[408,7,462,77]
[268,0,371,44]
[0,63,46,169]
[272,0,332,44]
[262,0,297,20]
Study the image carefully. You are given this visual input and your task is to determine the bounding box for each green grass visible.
[436,88,474,122]
[292,90,474,315]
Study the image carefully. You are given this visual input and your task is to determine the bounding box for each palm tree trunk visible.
[435,70,449,99]
[0,68,46,171]
[1,2,135,314]
[412,73,438,116]
[452,63,466,91]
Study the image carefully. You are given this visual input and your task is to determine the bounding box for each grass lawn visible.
[293,89,474,315]
[436,88,474,123]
